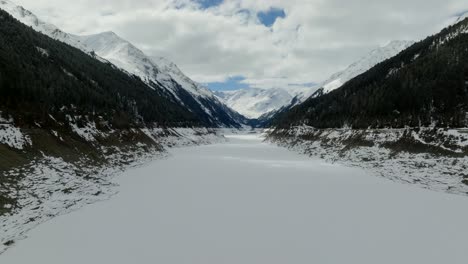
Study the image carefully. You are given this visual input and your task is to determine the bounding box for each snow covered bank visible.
[0,127,227,254]
[2,134,468,263]
[268,126,468,196]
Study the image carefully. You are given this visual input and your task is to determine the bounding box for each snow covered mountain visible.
[216,41,413,120]
[248,40,416,125]
[322,40,414,92]
[0,0,87,51]
[296,40,415,102]
[0,0,245,127]
[79,33,245,127]
[215,88,295,119]
[274,15,468,129]
[78,33,215,100]
[454,11,468,24]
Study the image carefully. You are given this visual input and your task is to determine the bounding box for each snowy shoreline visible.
[268,126,468,196]
[2,134,468,263]
[0,127,229,254]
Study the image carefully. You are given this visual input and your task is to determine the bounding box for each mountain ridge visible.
[272,16,468,129]
[295,40,415,103]
[215,88,295,119]
[0,0,245,128]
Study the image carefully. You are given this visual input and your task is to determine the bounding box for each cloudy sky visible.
[14,0,468,91]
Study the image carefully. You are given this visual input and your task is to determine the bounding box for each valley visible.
[1,0,468,262]
[1,134,468,263]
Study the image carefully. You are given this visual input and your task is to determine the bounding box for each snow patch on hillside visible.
[0,122,31,150]
[35,47,49,57]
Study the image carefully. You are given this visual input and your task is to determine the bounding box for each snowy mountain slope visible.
[323,41,415,92]
[296,40,415,102]
[79,32,245,127]
[0,0,244,127]
[79,33,245,127]
[215,88,294,119]
[79,33,217,100]
[274,16,468,129]
[0,0,87,51]
[256,41,415,126]
[217,41,413,120]
[454,11,468,24]
[151,56,214,98]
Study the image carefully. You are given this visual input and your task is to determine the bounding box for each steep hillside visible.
[0,0,86,50]
[80,33,245,127]
[254,40,413,127]
[0,7,235,252]
[274,18,468,129]
[300,40,415,101]
[0,9,198,128]
[0,0,244,128]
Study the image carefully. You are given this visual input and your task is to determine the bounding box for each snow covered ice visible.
[2,133,468,263]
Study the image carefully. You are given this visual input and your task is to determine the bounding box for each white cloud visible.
[13,0,468,89]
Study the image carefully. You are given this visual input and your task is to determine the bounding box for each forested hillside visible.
[273,18,468,129]
[0,9,198,128]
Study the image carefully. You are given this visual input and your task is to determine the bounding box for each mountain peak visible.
[454,11,468,24]
[82,31,130,47]
[0,0,88,51]
[95,31,123,41]
[217,88,294,119]
[101,31,118,36]
[383,40,413,48]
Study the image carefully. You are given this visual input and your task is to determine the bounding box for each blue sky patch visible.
[257,8,286,27]
[196,0,224,9]
[205,76,249,91]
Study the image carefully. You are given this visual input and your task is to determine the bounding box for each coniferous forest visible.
[0,10,199,128]
[273,18,468,129]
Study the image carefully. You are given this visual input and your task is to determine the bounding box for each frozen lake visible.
[2,134,468,263]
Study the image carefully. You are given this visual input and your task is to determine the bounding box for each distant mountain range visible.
[2,0,467,132]
[216,40,414,119]
[1,0,422,125]
[215,88,296,119]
